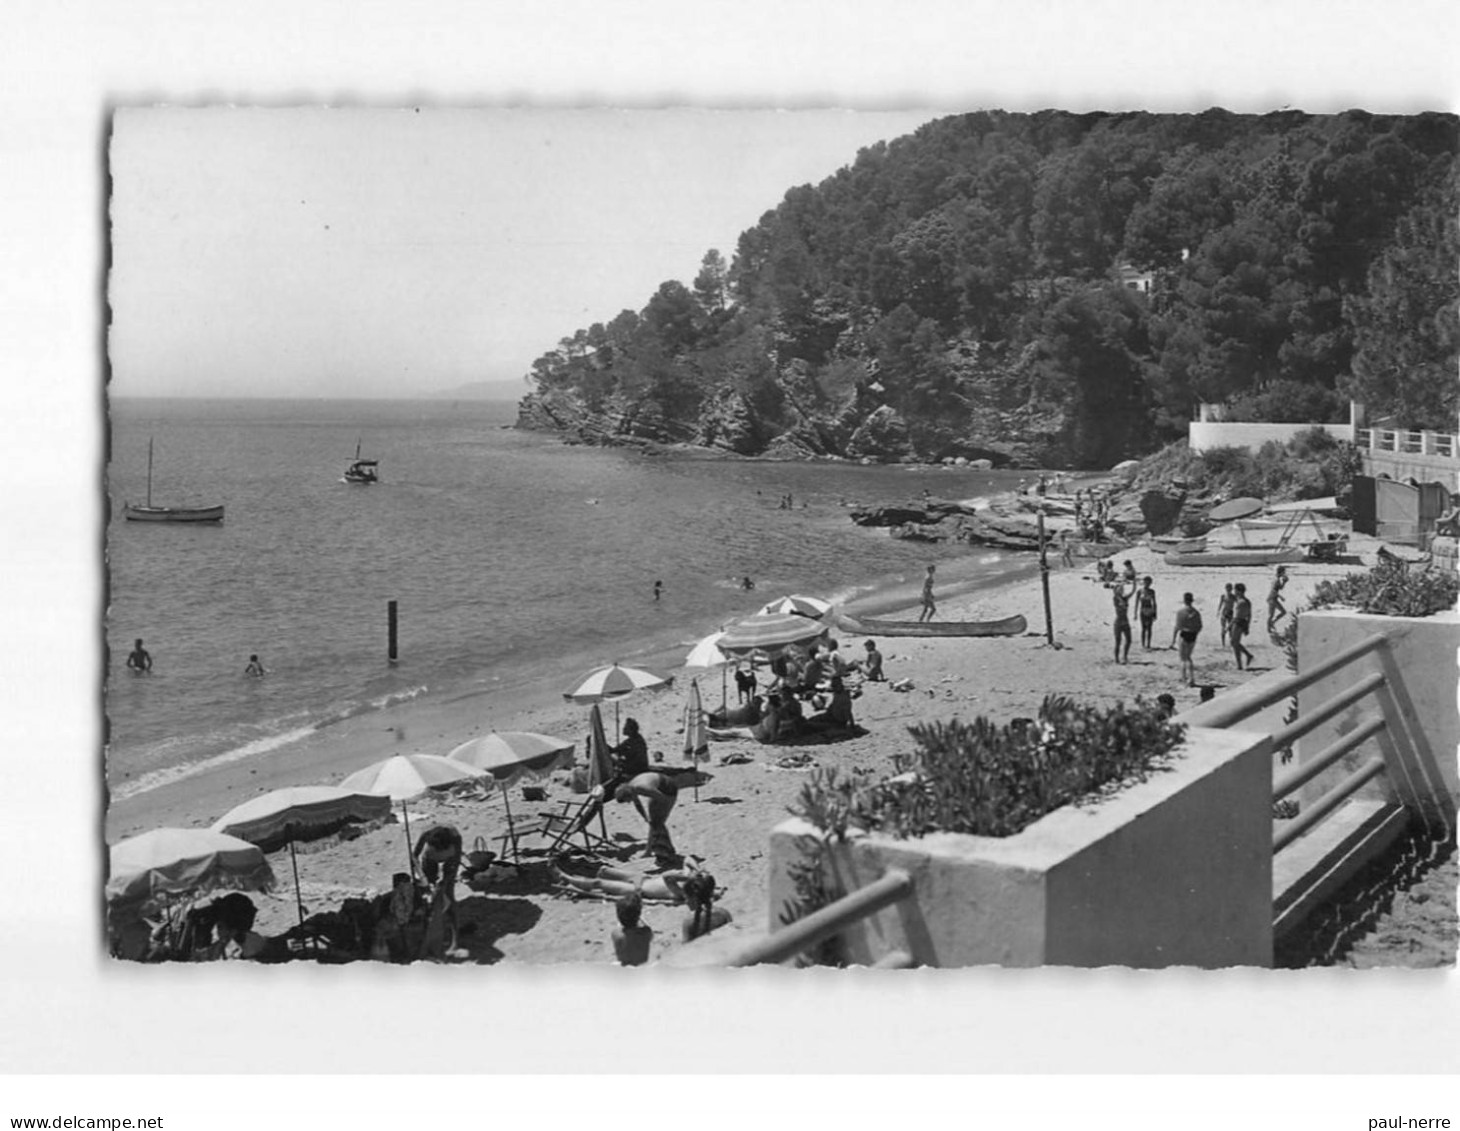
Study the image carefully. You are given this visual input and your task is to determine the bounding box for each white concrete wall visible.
[1189,421,1351,453]
[767,726,1275,968]
[1296,609,1459,817]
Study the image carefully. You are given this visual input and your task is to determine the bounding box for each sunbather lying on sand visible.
[552,860,704,903]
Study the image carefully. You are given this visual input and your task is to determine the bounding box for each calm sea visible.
[106,397,1037,800]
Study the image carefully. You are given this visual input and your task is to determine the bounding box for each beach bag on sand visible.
[464,836,496,874]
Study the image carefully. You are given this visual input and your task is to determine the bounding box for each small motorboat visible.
[342,439,379,485]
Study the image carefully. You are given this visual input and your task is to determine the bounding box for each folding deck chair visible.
[539,792,615,856]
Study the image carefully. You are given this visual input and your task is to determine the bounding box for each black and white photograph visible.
[6,0,1460,1117]
[104,103,1458,972]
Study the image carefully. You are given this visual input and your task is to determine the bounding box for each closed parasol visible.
[718,612,827,656]
[682,678,709,802]
[757,594,832,619]
[338,753,485,877]
[107,827,275,915]
[210,786,393,930]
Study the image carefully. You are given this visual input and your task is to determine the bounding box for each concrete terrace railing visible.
[717,868,917,968]
[1356,427,1458,459]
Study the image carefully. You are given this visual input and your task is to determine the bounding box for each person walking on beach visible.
[1266,566,1289,634]
[1230,583,1256,670]
[1171,592,1203,686]
[1135,576,1159,651]
[1110,578,1134,664]
[244,654,266,677]
[614,770,681,865]
[918,563,937,623]
[1217,583,1235,646]
[126,639,152,674]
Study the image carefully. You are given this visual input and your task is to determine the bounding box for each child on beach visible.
[918,563,937,623]
[1217,583,1235,646]
[610,890,653,967]
[1266,566,1289,634]
[1230,583,1256,670]
[1171,592,1203,686]
[1135,577,1158,650]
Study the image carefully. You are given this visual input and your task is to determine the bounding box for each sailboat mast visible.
[146,438,154,508]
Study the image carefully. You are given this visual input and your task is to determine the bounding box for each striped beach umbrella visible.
[338,754,485,878]
[757,594,832,619]
[718,612,827,656]
[563,663,673,741]
[562,663,673,704]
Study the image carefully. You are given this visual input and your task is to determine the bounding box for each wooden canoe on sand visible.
[832,611,1028,638]
[1163,546,1305,567]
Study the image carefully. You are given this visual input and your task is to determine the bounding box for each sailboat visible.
[122,439,224,524]
[342,439,379,485]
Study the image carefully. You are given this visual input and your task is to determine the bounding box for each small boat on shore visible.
[832,612,1028,638]
[123,439,224,524]
[1163,546,1305,568]
[1147,534,1207,554]
[342,439,379,485]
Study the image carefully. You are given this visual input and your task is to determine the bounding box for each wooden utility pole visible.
[1037,506,1055,646]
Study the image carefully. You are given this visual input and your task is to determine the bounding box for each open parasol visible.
[446,731,577,838]
[338,753,485,878]
[211,786,393,929]
[563,662,673,741]
[757,594,832,619]
[718,612,827,656]
[107,827,276,917]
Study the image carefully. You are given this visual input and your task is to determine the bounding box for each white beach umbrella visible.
[107,827,275,915]
[757,594,833,619]
[684,630,729,669]
[338,753,485,878]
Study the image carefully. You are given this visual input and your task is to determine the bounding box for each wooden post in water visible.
[388,600,398,664]
[1037,506,1055,646]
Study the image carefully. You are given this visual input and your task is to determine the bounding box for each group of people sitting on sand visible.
[710,636,884,744]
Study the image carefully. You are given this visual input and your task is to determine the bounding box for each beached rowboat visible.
[1147,535,1208,554]
[831,612,1028,638]
[1163,546,1305,567]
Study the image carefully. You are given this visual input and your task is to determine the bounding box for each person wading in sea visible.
[126,639,152,674]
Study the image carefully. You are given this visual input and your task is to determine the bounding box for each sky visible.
[108,107,947,398]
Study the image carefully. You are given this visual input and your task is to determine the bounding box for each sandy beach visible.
[106,500,1399,966]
